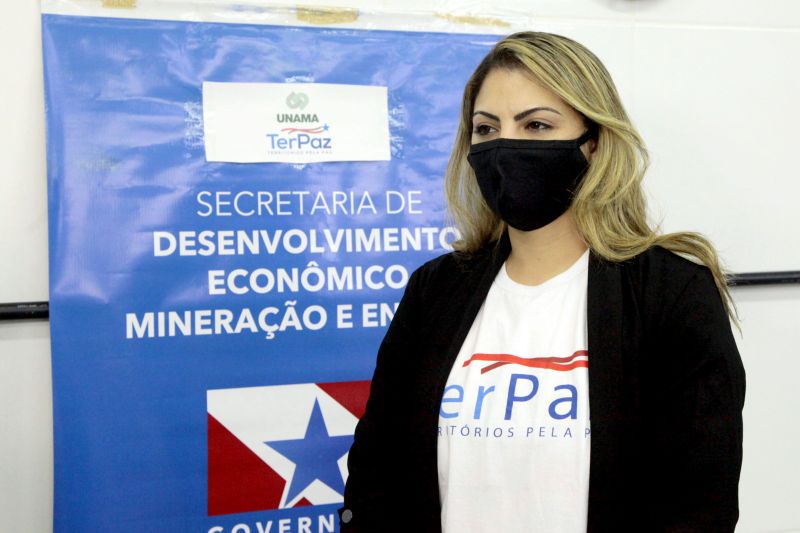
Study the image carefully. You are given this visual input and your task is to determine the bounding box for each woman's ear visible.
[582,138,597,162]
[584,121,599,161]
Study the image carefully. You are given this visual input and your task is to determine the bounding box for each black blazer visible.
[340,234,746,532]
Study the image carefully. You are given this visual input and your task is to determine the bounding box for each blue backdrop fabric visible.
[43,13,495,532]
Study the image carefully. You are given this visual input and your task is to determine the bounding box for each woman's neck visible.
[505,210,588,286]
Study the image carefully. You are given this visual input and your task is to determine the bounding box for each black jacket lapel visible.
[432,233,512,402]
[586,252,626,531]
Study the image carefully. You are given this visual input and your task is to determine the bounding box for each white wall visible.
[735,285,800,532]
[0,2,53,533]
[2,1,798,531]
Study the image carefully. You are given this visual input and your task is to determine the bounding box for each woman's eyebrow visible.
[472,107,563,122]
[472,110,500,121]
[514,107,562,121]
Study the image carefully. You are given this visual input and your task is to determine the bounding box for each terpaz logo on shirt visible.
[440,350,590,425]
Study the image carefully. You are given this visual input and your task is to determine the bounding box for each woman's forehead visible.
[474,68,569,114]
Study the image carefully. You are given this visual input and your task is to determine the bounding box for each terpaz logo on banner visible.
[202,82,391,163]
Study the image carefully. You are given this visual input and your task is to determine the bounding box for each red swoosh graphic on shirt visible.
[463,350,589,374]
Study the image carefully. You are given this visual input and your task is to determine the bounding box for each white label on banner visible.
[202,82,391,163]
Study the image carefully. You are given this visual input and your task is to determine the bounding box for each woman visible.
[339,31,745,533]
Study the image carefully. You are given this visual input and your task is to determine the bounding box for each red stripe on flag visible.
[207,413,285,515]
[315,381,371,420]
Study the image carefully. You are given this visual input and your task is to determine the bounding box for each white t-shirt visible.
[437,249,591,533]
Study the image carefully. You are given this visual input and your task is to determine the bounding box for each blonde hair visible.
[445,31,738,322]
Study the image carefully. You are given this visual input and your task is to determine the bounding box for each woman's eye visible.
[527,120,550,131]
[472,124,495,136]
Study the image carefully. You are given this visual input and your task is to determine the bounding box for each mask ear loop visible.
[584,119,601,142]
[570,127,596,197]
[575,128,596,147]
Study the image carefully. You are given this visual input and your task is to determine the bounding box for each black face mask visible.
[467,130,593,231]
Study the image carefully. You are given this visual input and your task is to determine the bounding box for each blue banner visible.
[43,12,495,532]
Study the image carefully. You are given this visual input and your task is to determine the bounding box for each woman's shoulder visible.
[615,244,722,315]
[623,244,714,283]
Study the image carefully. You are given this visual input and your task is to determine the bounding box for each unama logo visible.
[264,91,333,155]
[207,381,370,516]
